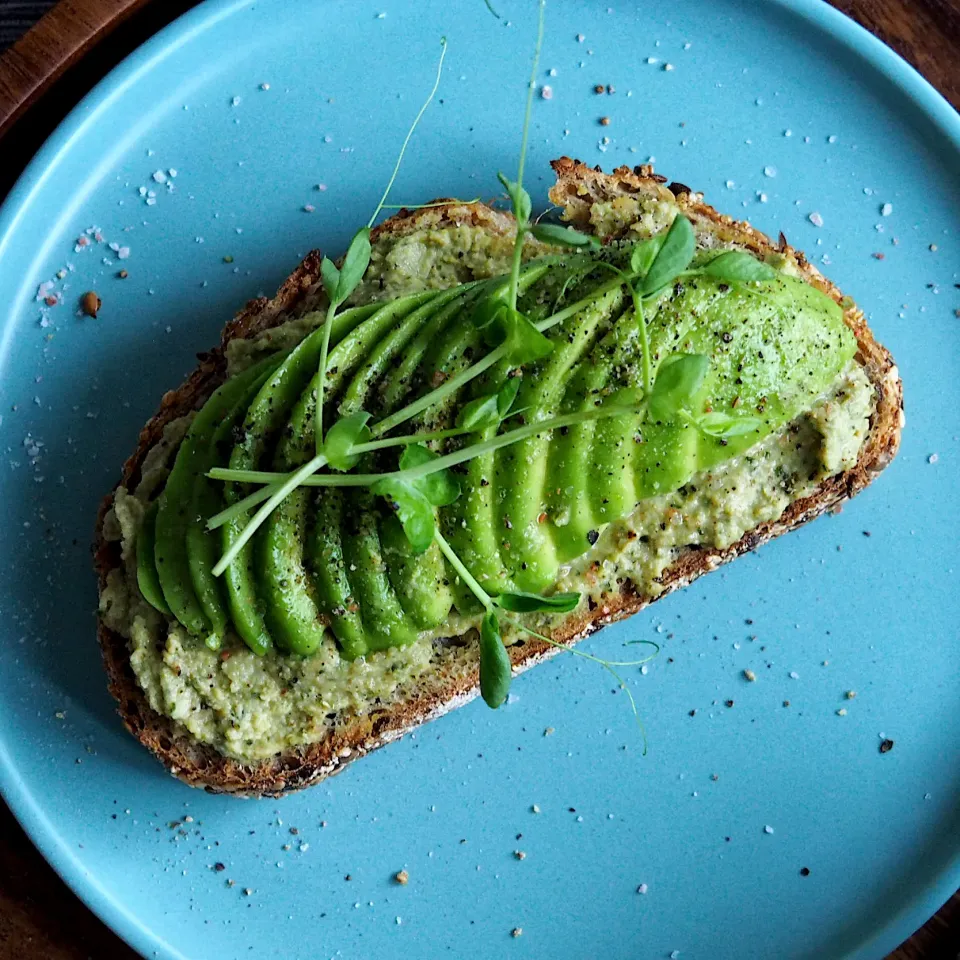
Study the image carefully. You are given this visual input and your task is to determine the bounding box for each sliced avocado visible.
[340,284,479,416]
[260,490,325,655]
[341,493,420,653]
[306,489,368,660]
[321,291,477,650]
[381,513,453,629]
[182,356,282,646]
[136,500,169,615]
[545,357,611,560]
[638,275,856,480]
[496,286,627,592]
[378,284,485,413]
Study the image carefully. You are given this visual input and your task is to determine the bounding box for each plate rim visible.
[0,1,957,958]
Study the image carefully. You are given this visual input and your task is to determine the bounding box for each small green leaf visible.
[498,172,532,225]
[500,309,554,365]
[696,411,763,438]
[700,250,776,283]
[476,302,553,365]
[320,257,340,302]
[456,377,521,433]
[398,443,461,506]
[372,444,459,554]
[372,479,436,554]
[479,611,511,708]
[649,353,710,422]
[530,223,600,249]
[335,227,372,303]
[470,295,507,337]
[497,377,521,417]
[323,411,371,471]
[494,590,581,613]
[629,234,664,276]
[639,215,695,296]
[457,392,501,432]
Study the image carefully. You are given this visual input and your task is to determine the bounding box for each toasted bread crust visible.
[94,162,903,796]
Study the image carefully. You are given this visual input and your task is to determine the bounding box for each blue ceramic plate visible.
[0,2,957,958]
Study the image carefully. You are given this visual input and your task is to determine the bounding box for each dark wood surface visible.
[0,1,957,958]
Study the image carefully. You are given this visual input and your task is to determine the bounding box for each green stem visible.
[209,404,643,489]
[504,0,545,312]
[509,618,650,751]
[366,38,448,229]
[206,483,276,531]
[314,301,338,453]
[211,453,327,576]
[539,272,634,330]
[636,292,652,399]
[434,530,494,611]
[359,425,477,451]
[582,259,652,398]
[514,0,544,216]
[506,226,527,313]
[370,342,509,438]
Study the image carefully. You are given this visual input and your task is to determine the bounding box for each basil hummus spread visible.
[100,202,875,762]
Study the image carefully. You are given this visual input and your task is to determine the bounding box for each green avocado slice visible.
[545,351,616,559]
[136,500,169,615]
[637,274,855,483]
[341,493,421,653]
[182,356,283,644]
[381,514,453,629]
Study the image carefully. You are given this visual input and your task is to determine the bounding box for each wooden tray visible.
[0,2,957,958]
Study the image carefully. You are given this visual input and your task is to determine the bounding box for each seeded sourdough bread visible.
[94,159,903,796]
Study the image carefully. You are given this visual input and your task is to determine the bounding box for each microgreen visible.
[320,229,372,308]
[648,353,710,423]
[694,411,763,439]
[314,35,448,456]
[509,617,654,748]
[372,444,461,554]
[210,402,645,491]
[456,377,521,432]
[323,411,372,471]
[494,590,581,614]
[500,0,546,313]
[316,228,372,453]
[498,173,532,227]
[699,250,776,284]
[499,308,555,364]
[366,38,448,231]
[648,353,761,438]
[638,214,696,297]
[479,611,512,708]
[629,233,665,277]
[530,222,602,250]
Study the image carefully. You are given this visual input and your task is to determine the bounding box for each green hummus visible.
[100,208,876,763]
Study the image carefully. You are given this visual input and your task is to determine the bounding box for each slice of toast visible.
[94,159,903,796]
